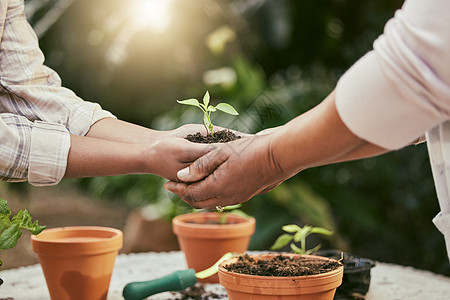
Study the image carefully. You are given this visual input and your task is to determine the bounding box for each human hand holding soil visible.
[164,133,291,209]
[164,91,387,209]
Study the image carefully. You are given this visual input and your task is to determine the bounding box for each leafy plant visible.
[271,224,333,255]
[177,91,239,136]
[0,198,45,266]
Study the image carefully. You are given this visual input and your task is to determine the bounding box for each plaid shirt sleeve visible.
[0,0,116,186]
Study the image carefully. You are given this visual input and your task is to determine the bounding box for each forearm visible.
[271,90,386,174]
[64,134,147,178]
[86,118,166,144]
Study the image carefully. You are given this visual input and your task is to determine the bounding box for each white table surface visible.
[1,251,450,299]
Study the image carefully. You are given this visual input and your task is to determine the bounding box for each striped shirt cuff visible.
[28,121,71,186]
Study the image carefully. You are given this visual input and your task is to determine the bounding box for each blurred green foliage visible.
[18,0,449,275]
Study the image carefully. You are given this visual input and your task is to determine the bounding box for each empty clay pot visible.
[31,226,123,300]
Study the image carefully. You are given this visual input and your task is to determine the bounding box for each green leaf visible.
[282,224,301,233]
[207,106,217,112]
[0,199,10,215]
[177,98,200,107]
[310,227,333,236]
[0,198,45,258]
[224,204,242,211]
[304,244,322,255]
[203,91,210,107]
[0,224,21,250]
[215,103,239,115]
[270,233,293,250]
[12,210,45,235]
[294,226,311,243]
[290,243,304,254]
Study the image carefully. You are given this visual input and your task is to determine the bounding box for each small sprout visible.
[270,224,333,255]
[215,204,249,225]
[177,91,238,136]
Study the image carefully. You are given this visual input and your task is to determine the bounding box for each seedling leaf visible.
[282,224,301,233]
[203,91,210,107]
[177,99,200,107]
[290,243,302,254]
[310,227,333,236]
[270,233,293,250]
[215,103,239,115]
[305,244,322,255]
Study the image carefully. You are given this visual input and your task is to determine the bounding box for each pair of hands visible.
[162,126,288,209]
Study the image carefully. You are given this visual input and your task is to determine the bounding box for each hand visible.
[145,136,216,181]
[163,135,290,209]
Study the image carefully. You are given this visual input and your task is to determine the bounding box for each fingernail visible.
[177,167,190,181]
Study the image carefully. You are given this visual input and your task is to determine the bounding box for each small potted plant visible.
[172,205,255,283]
[271,224,376,298]
[217,224,344,299]
[0,198,45,287]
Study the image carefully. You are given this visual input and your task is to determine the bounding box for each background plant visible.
[271,224,333,255]
[0,199,45,265]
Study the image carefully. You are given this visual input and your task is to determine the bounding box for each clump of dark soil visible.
[172,283,227,299]
[185,130,240,144]
[224,254,341,277]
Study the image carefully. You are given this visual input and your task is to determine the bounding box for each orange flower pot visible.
[172,212,255,283]
[218,253,344,300]
[31,226,123,300]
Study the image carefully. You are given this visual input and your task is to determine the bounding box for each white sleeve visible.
[335,0,450,150]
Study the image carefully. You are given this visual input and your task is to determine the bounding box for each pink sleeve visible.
[335,0,450,150]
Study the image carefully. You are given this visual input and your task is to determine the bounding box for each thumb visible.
[177,148,229,182]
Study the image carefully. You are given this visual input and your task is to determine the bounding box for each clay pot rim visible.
[31,226,123,256]
[172,212,255,238]
[218,253,344,280]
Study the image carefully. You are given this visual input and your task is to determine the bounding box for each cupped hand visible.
[145,136,216,181]
[163,134,289,209]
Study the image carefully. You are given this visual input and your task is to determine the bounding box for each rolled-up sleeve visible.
[335,0,450,150]
[0,114,70,186]
[0,0,116,185]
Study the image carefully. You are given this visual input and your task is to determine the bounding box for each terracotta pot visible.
[218,253,344,300]
[172,212,255,283]
[31,226,123,300]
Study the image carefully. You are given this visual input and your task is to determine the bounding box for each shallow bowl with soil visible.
[218,253,344,300]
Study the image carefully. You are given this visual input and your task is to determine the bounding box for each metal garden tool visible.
[122,252,239,300]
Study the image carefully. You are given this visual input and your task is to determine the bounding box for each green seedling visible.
[177,91,239,136]
[215,204,249,225]
[270,224,333,255]
[0,198,45,266]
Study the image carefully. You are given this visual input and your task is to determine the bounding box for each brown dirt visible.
[184,130,240,143]
[171,283,227,300]
[224,254,341,277]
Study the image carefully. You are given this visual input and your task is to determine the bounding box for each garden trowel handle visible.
[122,269,197,300]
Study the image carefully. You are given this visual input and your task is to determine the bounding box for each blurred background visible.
[3,0,448,276]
